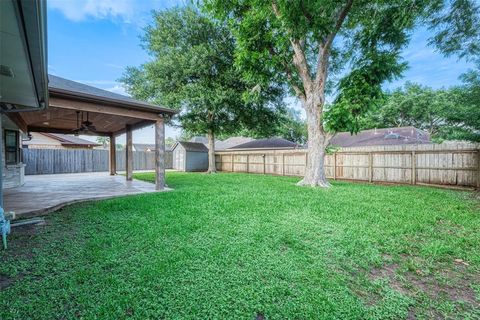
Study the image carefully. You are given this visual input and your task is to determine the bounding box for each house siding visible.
[2,115,25,189]
[3,164,25,188]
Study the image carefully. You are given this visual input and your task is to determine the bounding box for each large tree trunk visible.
[297,90,331,187]
[207,129,216,173]
[270,1,352,188]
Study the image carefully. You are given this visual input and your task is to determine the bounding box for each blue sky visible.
[47,0,474,143]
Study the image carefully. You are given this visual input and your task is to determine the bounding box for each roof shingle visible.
[230,138,299,149]
[330,127,431,147]
[174,141,209,152]
[48,74,176,115]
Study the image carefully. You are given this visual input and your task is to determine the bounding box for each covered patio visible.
[9,75,176,192]
[4,172,164,217]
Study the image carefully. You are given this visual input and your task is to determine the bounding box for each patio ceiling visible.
[5,75,175,190]
[14,103,158,136]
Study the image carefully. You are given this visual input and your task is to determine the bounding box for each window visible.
[5,130,19,164]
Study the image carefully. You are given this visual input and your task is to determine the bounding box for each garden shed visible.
[172,141,208,172]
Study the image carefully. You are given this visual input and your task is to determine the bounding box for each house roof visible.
[230,138,299,150]
[173,141,209,152]
[216,137,255,150]
[48,74,176,115]
[189,136,208,144]
[35,133,100,147]
[133,143,156,152]
[330,127,431,147]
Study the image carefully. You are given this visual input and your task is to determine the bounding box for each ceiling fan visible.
[71,111,99,135]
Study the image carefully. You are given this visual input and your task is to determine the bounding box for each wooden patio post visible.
[126,124,133,181]
[109,134,116,175]
[155,117,165,190]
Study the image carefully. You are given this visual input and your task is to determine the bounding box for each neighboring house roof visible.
[172,141,209,152]
[215,137,255,150]
[132,143,174,152]
[189,136,208,144]
[48,74,176,115]
[330,127,431,147]
[24,132,100,147]
[230,138,299,149]
[133,143,156,152]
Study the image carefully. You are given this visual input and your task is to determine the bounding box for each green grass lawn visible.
[1,172,479,319]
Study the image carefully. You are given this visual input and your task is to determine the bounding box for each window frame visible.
[4,129,20,165]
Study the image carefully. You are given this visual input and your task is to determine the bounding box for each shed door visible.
[174,149,184,171]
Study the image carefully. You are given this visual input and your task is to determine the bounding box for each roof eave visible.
[226,147,301,151]
[49,87,177,116]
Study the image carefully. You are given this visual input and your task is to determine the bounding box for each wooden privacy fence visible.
[215,143,480,189]
[23,148,173,175]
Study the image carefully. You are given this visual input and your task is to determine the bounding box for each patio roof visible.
[48,75,174,115]
[5,75,175,191]
[8,75,176,136]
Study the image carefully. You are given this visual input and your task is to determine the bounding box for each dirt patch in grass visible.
[0,273,17,290]
[0,224,45,290]
[366,255,479,317]
[255,312,265,320]
[3,224,43,258]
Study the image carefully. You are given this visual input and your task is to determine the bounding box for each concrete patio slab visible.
[4,172,167,218]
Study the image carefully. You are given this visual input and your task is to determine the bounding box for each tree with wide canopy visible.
[204,0,480,187]
[121,6,283,173]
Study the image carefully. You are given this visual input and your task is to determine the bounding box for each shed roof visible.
[230,138,298,149]
[173,141,209,152]
[330,127,431,147]
[48,74,176,115]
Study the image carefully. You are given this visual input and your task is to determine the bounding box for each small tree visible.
[359,82,457,136]
[121,6,282,173]
[204,0,480,186]
[274,108,307,144]
[96,136,109,148]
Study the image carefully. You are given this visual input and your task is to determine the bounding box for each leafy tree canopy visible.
[223,107,308,144]
[203,0,480,186]
[120,6,283,144]
[203,0,479,133]
[359,81,480,142]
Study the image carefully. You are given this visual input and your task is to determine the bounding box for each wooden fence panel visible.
[215,143,480,189]
[23,149,173,175]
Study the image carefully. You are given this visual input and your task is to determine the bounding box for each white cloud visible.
[106,84,129,96]
[73,79,129,95]
[48,0,134,22]
[48,0,185,24]
[105,63,125,70]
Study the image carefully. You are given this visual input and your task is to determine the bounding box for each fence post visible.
[231,153,235,172]
[477,149,480,189]
[282,153,285,176]
[263,154,266,174]
[411,151,416,185]
[333,152,337,180]
[246,154,249,173]
[368,152,373,183]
